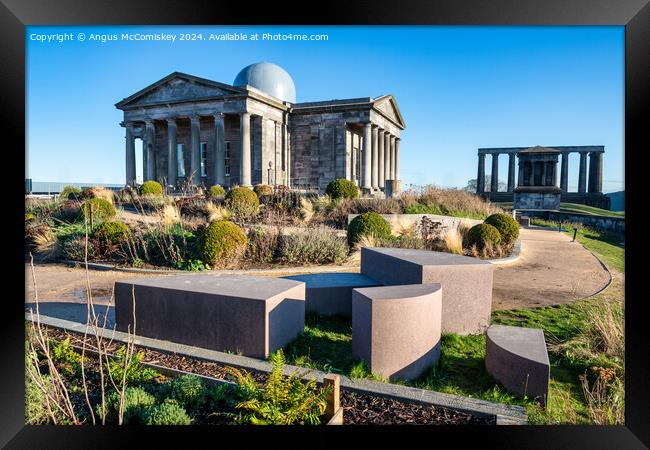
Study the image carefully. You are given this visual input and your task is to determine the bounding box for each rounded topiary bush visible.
[139,180,164,197]
[484,213,519,244]
[199,220,248,266]
[100,387,156,424]
[467,223,502,250]
[60,185,81,201]
[253,184,273,197]
[347,211,392,246]
[80,198,116,222]
[167,375,204,411]
[207,184,225,198]
[224,187,259,220]
[142,400,191,425]
[325,178,359,200]
[93,221,131,244]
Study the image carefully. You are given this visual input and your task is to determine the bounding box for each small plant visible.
[484,213,519,245]
[176,258,210,271]
[49,336,83,378]
[199,220,248,267]
[347,211,392,246]
[325,178,359,200]
[108,345,159,385]
[253,184,274,197]
[100,386,157,424]
[225,187,260,221]
[207,184,226,198]
[277,228,348,264]
[141,399,192,425]
[166,374,205,411]
[225,349,330,425]
[139,180,164,197]
[466,223,501,251]
[80,198,117,223]
[441,228,463,255]
[61,236,96,261]
[93,221,131,245]
[60,185,82,200]
[246,226,280,263]
[25,213,35,222]
[80,186,116,204]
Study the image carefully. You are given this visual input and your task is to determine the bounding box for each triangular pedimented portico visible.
[115,72,246,109]
[372,95,406,129]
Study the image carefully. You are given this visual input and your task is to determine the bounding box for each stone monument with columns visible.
[116,62,406,196]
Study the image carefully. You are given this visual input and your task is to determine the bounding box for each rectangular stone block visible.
[352,284,442,381]
[115,274,305,358]
[360,247,493,335]
[282,273,382,316]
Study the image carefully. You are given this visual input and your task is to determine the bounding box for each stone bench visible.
[114,274,305,359]
[282,273,382,316]
[485,324,550,405]
[352,283,442,381]
[360,247,493,335]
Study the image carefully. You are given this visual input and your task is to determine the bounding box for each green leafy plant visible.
[207,184,226,198]
[99,386,157,424]
[224,187,260,221]
[253,184,274,197]
[466,223,502,250]
[175,258,210,271]
[61,236,96,261]
[80,198,116,223]
[60,185,82,200]
[199,220,248,267]
[141,399,192,425]
[484,213,519,244]
[277,228,348,264]
[347,211,392,246]
[93,220,131,245]
[108,345,159,385]
[325,178,359,200]
[225,349,330,425]
[49,336,83,378]
[166,374,205,411]
[139,180,164,196]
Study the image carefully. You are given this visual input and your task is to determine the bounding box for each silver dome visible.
[233,62,296,103]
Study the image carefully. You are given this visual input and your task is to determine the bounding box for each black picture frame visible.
[3,0,647,447]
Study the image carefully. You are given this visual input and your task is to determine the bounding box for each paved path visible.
[25,225,611,323]
[491,226,610,310]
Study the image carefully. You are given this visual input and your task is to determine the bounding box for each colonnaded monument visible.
[475,145,609,210]
[116,62,405,195]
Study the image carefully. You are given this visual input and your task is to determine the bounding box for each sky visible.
[26,25,624,193]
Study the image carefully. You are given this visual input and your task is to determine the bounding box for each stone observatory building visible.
[116,62,406,195]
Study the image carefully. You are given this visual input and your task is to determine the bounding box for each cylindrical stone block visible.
[240,112,252,187]
[167,118,177,188]
[190,115,201,185]
[371,126,379,189]
[362,123,372,190]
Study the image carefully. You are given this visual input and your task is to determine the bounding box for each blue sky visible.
[26,25,624,192]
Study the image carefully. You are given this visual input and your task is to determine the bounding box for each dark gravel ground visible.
[43,326,494,425]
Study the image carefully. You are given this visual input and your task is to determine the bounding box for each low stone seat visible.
[485,324,550,405]
[282,273,382,316]
[352,283,442,381]
[518,216,531,227]
[361,247,493,335]
[114,274,305,359]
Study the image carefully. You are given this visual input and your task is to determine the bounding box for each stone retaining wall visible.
[520,210,624,234]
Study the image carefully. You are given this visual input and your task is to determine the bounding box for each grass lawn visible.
[278,226,625,425]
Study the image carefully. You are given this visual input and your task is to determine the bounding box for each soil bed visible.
[43,326,493,425]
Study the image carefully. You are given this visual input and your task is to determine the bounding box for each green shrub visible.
[325,178,359,200]
[484,213,519,244]
[60,185,81,200]
[467,223,502,250]
[61,236,96,261]
[253,184,274,197]
[347,211,392,246]
[25,344,54,424]
[25,213,35,222]
[225,187,259,220]
[167,375,205,411]
[80,186,115,204]
[80,198,116,222]
[207,184,226,198]
[139,180,164,197]
[107,345,159,385]
[199,220,248,267]
[99,387,157,424]
[277,229,349,264]
[142,400,192,425]
[49,336,83,378]
[93,221,131,245]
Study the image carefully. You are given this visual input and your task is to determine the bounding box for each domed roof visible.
[233,62,296,103]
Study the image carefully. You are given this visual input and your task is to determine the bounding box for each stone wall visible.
[522,210,625,234]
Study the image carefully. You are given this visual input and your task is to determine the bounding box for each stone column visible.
[282,121,289,186]
[189,115,201,185]
[477,153,485,194]
[166,118,177,188]
[560,152,569,192]
[552,161,558,187]
[389,135,396,180]
[395,137,401,180]
[578,152,587,193]
[362,123,372,190]
[145,120,156,182]
[214,113,225,186]
[594,152,603,193]
[125,123,136,186]
[507,153,516,193]
[383,132,391,184]
[588,152,603,193]
[517,159,524,187]
[240,112,252,187]
[378,129,385,188]
[541,161,547,186]
[371,126,379,189]
[490,153,499,192]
